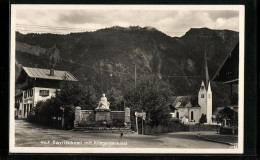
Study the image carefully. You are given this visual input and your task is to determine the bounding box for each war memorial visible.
[74,94,132,133]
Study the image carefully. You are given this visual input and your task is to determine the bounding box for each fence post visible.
[60,107,65,129]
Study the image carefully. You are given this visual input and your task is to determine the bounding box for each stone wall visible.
[111,111,124,120]
[74,106,131,128]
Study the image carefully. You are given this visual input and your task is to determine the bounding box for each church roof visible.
[172,95,199,108]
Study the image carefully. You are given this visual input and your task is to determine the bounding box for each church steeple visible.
[200,81,205,90]
[204,47,209,89]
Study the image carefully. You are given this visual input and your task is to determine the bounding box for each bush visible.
[199,114,207,124]
[112,119,125,127]
[63,104,75,129]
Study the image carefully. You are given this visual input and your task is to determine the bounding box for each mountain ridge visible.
[15,26,239,109]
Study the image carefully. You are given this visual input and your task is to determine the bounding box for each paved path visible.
[15,120,231,148]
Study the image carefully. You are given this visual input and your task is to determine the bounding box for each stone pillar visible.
[124,107,130,123]
[124,107,131,128]
[74,106,81,128]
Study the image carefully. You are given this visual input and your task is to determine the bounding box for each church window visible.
[191,111,194,120]
[201,94,204,98]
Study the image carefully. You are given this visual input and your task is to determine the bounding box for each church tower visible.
[207,81,212,123]
[198,47,212,123]
[198,81,207,115]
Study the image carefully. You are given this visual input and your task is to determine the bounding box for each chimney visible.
[50,68,54,76]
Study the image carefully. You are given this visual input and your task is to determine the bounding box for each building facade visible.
[15,67,78,119]
[212,42,239,126]
[171,81,212,124]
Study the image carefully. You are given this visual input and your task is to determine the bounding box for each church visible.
[171,51,212,124]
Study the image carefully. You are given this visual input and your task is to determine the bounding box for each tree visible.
[106,87,124,111]
[124,75,173,126]
[56,80,97,110]
[31,96,63,125]
[31,79,98,129]
[216,107,238,126]
[199,114,207,124]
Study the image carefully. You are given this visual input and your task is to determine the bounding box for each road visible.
[15,120,230,148]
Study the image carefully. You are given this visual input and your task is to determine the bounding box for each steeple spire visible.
[204,47,209,89]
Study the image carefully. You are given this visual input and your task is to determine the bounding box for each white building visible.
[15,67,78,119]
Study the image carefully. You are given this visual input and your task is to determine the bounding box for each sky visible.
[14,6,240,37]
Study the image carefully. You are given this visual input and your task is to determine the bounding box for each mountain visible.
[15,26,239,109]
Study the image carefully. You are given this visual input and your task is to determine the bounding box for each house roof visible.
[15,92,23,98]
[213,107,225,115]
[212,42,239,83]
[172,95,199,108]
[23,67,78,81]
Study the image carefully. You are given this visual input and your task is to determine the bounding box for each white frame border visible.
[9,4,245,154]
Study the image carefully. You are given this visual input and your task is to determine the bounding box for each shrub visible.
[199,114,207,124]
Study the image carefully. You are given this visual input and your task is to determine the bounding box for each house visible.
[170,49,212,124]
[180,115,189,124]
[15,67,78,119]
[212,42,238,106]
[212,42,239,126]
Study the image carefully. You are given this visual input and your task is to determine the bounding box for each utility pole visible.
[135,65,136,91]
[136,114,138,134]
[142,110,144,135]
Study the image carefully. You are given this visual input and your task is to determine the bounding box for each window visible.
[201,94,204,98]
[191,111,194,120]
[30,104,32,112]
[39,90,50,97]
[30,89,33,97]
[24,104,26,116]
[176,112,179,118]
[24,91,27,98]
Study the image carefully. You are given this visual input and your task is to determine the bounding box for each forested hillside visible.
[15,26,238,110]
